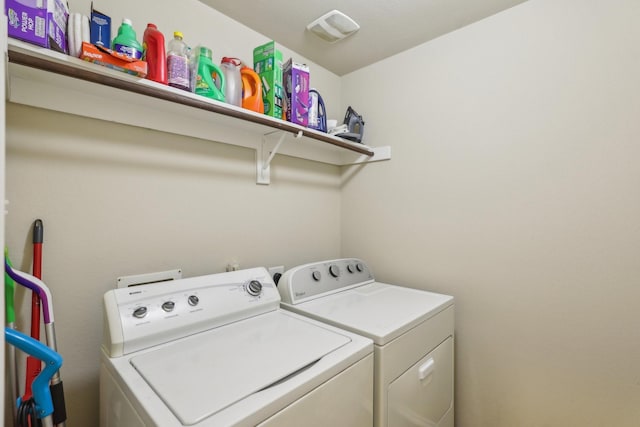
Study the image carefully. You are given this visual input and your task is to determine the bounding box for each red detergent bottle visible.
[143,23,167,84]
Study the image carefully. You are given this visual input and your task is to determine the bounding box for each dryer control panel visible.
[103,267,279,357]
[278,258,374,304]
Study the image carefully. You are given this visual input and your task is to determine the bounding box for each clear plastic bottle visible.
[167,31,190,91]
[187,46,197,92]
[221,57,242,107]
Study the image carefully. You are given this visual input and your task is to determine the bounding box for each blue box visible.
[90,3,110,47]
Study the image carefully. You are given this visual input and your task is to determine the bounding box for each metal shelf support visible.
[257,130,303,185]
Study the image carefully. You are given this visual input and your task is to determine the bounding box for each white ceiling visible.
[198,0,529,76]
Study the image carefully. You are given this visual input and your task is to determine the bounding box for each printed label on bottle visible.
[168,55,190,90]
[114,44,142,59]
[195,74,210,92]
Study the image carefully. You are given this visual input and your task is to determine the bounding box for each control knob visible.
[329,264,340,278]
[312,271,322,281]
[188,295,199,306]
[246,280,263,296]
[162,301,175,312]
[133,306,148,319]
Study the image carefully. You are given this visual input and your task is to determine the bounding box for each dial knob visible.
[188,295,199,306]
[329,264,340,278]
[312,270,322,281]
[247,280,263,296]
[133,306,147,319]
[347,264,355,273]
[356,262,364,272]
[162,301,175,312]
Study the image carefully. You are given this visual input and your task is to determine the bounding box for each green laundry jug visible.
[195,46,226,102]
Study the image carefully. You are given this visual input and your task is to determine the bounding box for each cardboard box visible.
[283,59,310,127]
[253,41,283,118]
[90,2,110,47]
[6,0,68,53]
[80,42,147,77]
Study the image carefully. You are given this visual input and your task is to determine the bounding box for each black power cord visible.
[16,398,42,427]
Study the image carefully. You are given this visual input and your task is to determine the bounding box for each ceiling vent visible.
[306,10,360,43]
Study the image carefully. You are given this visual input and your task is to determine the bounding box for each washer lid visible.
[130,311,350,426]
[287,282,453,345]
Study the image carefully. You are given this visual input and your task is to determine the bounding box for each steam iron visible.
[336,106,365,143]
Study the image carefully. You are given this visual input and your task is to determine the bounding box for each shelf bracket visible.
[256,130,303,185]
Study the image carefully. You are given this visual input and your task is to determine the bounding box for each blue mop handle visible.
[5,327,63,420]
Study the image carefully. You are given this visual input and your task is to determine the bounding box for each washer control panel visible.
[278,258,374,305]
[103,267,279,357]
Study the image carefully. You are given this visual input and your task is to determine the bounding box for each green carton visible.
[253,41,284,118]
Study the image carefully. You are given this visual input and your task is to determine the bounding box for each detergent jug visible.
[221,57,242,107]
[308,89,327,132]
[142,23,167,85]
[195,46,226,102]
[241,66,264,113]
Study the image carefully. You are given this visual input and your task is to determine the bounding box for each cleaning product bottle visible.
[167,31,190,91]
[241,66,264,113]
[195,46,226,102]
[187,46,197,92]
[308,89,327,132]
[142,23,167,85]
[142,23,168,85]
[112,18,143,59]
[220,57,242,107]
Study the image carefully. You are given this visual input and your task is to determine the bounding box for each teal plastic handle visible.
[5,327,63,419]
[4,248,15,324]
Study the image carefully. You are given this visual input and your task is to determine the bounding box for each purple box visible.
[283,59,310,127]
[6,0,68,53]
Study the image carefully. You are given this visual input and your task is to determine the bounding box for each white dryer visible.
[100,266,373,427]
[278,258,454,427]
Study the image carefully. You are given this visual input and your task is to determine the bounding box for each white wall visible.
[4,0,343,425]
[341,0,640,426]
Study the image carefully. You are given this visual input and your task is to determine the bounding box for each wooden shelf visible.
[6,39,390,183]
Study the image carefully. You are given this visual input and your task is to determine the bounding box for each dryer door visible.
[387,336,454,427]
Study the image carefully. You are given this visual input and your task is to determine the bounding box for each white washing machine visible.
[100,266,374,427]
[278,258,454,427]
